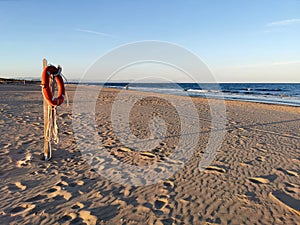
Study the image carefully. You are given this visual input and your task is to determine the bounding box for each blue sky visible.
[0,0,299,82]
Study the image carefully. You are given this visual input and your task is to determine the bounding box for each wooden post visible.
[42,58,56,160]
[43,59,49,159]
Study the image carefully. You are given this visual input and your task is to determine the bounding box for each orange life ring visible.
[41,65,65,106]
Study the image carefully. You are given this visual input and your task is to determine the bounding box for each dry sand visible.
[0,84,299,224]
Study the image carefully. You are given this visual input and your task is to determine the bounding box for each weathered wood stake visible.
[43,58,56,160]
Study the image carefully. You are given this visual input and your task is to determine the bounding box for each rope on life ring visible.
[41,65,65,106]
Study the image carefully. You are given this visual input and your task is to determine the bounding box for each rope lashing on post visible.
[44,105,59,159]
[46,105,59,144]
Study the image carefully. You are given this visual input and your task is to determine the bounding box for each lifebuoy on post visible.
[41,65,65,106]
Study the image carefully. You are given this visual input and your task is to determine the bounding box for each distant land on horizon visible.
[0,77,40,84]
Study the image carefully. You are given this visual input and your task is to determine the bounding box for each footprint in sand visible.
[7,182,26,192]
[111,148,133,158]
[154,198,168,210]
[285,182,300,195]
[76,180,85,186]
[291,158,300,164]
[63,131,73,135]
[278,168,299,177]
[248,174,278,184]
[205,165,226,173]
[255,156,265,162]
[140,152,156,159]
[71,202,85,210]
[240,161,253,166]
[118,147,132,153]
[122,186,131,197]
[248,177,270,184]
[10,203,35,217]
[16,159,30,168]
[269,190,300,216]
[58,213,77,223]
[47,186,72,201]
[254,148,267,153]
[285,170,299,177]
[79,210,98,225]
[16,153,32,168]
[25,194,46,202]
[14,182,26,191]
[2,143,12,149]
[153,197,171,216]
[56,180,69,187]
[163,180,175,190]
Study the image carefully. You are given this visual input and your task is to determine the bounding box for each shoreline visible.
[1,81,300,108]
[1,82,299,114]
[72,83,300,114]
[68,84,300,108]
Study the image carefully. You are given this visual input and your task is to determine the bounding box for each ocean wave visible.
[186,89,220,93]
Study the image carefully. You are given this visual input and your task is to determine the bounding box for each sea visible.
[75,82,300,107]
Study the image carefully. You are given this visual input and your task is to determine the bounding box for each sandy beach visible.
[0,83,299,225]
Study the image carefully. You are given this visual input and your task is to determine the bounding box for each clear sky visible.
[0,0,299,82]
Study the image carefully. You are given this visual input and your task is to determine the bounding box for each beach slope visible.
[0,84,299,224]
